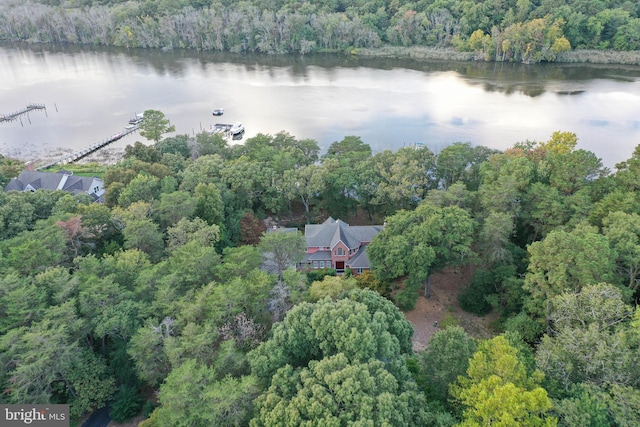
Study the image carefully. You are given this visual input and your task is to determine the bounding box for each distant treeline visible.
[1,0,639,62]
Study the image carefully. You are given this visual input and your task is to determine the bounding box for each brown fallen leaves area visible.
[404,265,497,352]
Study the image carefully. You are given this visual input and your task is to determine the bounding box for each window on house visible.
[336,247,344,256]
[320,261,324,268]
[313,261,318,269]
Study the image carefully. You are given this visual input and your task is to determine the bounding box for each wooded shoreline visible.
[2,0,640,65]
[356,46,640,66]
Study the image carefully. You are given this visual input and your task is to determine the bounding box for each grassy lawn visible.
[41,162,108,178]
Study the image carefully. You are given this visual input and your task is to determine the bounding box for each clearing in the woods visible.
[404,265,497,352]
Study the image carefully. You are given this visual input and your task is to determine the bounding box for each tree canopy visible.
[4,121,640,425]
[2,0,639,60]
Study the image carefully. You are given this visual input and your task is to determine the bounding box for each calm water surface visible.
[1,44,640,168]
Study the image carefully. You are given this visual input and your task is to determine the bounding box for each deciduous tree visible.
[420,325,476,403]
[152,190,196,231]
[536,284,639,393]
[603,211,640,291]
[139,109,176,143]
[154,359,258,427]
[156,134,191,158]
[248,289,413,385]
[367,202,476,303]
[258,230,306,280]
[251,353,428,427]
[523,222,617,320]
[451,335,557,427]
[282,164,327,223]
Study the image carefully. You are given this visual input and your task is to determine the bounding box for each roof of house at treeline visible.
[4,170,104,200]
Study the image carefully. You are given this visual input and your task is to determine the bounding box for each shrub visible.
[309,276,357,301]
[395,288,418,311]
[306,268,336,285]
[458,269,493,316]
[440,312,458,329]
[142,401,158,418]
[355,271,391,298]
[503,312,544,344]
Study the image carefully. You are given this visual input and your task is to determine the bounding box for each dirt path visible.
[404,265,496,352]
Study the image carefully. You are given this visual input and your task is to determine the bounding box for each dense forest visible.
[1,109,639,426]
[1,0,640,62]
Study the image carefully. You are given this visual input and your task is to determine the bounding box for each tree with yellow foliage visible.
[540,131,578,155]
[450,335,557,427]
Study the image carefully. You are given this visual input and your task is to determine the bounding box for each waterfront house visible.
[4,169,105,201]
[303,217,383,274]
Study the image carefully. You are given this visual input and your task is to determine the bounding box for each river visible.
[1,43,640,169]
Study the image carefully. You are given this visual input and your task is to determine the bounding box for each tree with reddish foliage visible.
[239,212,264,246]
[56,215,85,257]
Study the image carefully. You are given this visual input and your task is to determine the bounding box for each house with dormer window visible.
[4,169,105,201]
[303,217,383,274]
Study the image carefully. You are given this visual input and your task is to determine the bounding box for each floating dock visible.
[210,123,233,134]
[0,103,47,123]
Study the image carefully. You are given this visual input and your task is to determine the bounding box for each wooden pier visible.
[36,125,140,170]
[0,103,47,123]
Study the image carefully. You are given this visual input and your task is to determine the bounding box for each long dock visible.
[0,103,47,123]
[36,124,139,170]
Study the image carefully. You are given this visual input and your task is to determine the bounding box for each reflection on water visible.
[557,90,586,95]
[1,42,640,168]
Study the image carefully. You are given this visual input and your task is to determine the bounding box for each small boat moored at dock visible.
[230,122,244,135]
[128,113,144,125]
[209,122,245,139]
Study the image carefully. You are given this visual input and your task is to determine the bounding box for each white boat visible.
[128,113,144,125]
[212,108,224,116]
[230,122,244,135]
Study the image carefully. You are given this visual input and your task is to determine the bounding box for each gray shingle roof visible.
[63,176,88,193]
[4,170,101,196]
[5,170,67,192]
[305,217,382,251]
[346,246,371,269]
[307,250,331,261]
[3,179,23,191]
